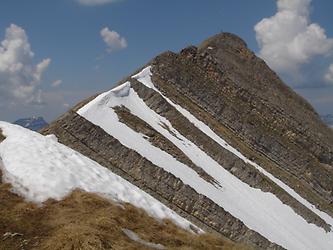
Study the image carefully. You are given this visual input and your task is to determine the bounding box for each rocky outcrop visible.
[114,106,219,186]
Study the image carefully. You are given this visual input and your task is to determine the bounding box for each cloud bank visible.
[0,24,50,104]
[255,0,333,86]
[100,27,127,52]
[76,0,121,6]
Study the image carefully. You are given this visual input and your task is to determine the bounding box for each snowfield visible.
[77,66,333,250]
[0,121,198,232]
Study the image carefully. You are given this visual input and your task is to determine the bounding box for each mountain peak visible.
[199,32,248,51]
[42,33,333,249]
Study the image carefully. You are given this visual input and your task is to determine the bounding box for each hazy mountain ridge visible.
[14,117,48,131]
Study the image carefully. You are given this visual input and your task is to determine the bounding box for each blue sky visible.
[0,0,332,122]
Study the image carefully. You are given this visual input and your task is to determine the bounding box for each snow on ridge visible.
[133,66,333,229]
[78,79,333,250]
[110,81,131,97]
[133,67,155,89]
[0,121,198,233]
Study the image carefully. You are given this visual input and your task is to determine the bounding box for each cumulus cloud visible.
[100,27,127,52]
[325,64,333,84]
[51,79,62,87]
[76,0,121,6]
[0,24,50,104]
[255,0,333,85]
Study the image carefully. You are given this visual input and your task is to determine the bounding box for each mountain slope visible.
[0,122,195,230]
[42,33,333,250]
[0,123,246,249]
[0,177,240,250]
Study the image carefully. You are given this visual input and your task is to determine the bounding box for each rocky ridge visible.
[42,33,333,249]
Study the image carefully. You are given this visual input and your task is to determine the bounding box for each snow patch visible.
[0,121,198,233]
[133,66,156,89]
[45,134,58,142]
[110,81,131,97]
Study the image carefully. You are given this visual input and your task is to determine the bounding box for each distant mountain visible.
[14,116,48,131]
[321,114,333,127]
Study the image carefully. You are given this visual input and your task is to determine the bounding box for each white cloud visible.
[325,64,333,84]
[51,79,62,87]
[76,0,121,6]
[0,24,50,104]
[277,0,311,16]
[100,27,127,52]
[255,0,333,85]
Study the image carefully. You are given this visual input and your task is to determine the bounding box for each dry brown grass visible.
[0,172,248,250]
[0,129,5,142]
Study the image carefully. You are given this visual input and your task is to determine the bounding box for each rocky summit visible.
[42,33,333,250]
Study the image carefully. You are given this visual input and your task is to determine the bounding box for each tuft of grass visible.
[0,169,248,250]
[0,129,5,142]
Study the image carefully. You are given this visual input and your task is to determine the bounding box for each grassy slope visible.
[0,169,247,250]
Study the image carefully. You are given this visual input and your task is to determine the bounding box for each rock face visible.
[42,33,333,249]
[152,33,333,201]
